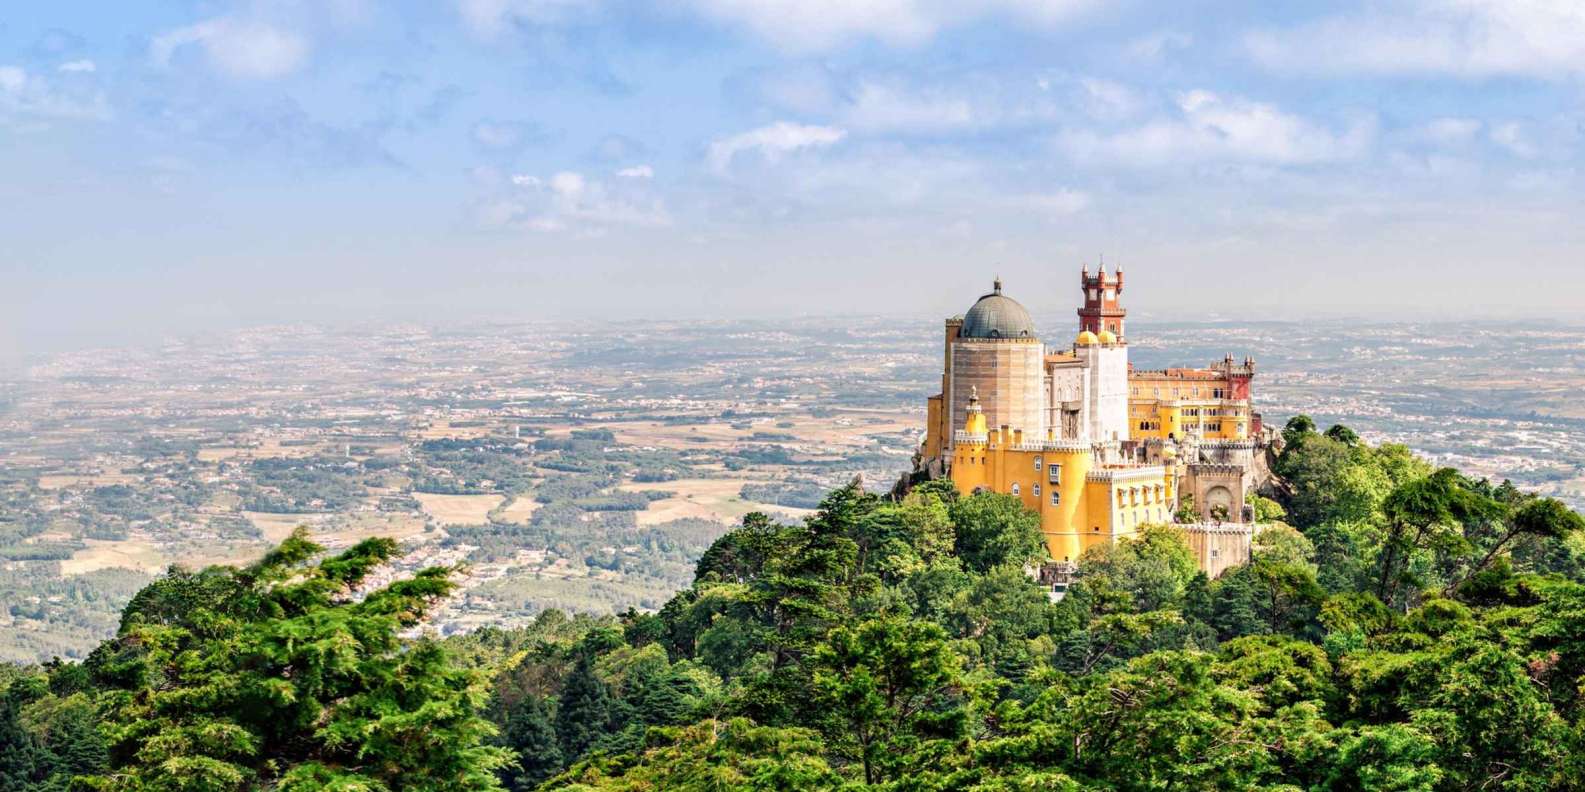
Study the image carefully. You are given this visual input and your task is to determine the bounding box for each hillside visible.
[4,416,1585,791]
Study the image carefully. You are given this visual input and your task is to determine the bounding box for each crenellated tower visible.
[1078,262,1126,337]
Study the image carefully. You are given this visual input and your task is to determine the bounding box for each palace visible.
[917,266,1266,577]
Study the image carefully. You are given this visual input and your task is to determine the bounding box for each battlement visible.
[1007,440,1091,453]
[964,428,1092,453]
[1086,465,1165,483]
[1129,368,1227,380]
[1200,439,1257,450]
[1177,522,1255,536]
[1186,462,1245,478]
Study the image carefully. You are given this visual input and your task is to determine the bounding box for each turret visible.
[950,387,990,495]
[964,386,987,435]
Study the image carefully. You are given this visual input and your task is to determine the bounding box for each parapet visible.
[1186,462,1245,478]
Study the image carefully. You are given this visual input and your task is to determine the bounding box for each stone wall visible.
[1180,522,1254,579]
[948,339,1044,444]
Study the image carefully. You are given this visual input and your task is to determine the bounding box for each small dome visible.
[960,279,1037,340]
[1097,329,1118,345]
[1075,330,1099,346]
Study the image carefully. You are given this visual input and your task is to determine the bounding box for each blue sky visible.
[3,0,1583,354]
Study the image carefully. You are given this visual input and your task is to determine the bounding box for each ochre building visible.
[918,266,1266,577]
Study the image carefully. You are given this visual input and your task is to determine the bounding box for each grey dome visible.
[960,279,1037,340]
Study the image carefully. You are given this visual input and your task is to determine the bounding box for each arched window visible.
[1033,455,1042,471]
[1011,483,1021,496]
[1051,491,1060,505]
[1033,483,1041,498]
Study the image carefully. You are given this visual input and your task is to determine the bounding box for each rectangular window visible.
[1048,464,1061,484]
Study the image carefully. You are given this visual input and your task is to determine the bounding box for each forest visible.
[4,416,1585,791]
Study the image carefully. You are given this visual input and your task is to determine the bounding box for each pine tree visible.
[0,680,41,792]
[555,654,614,761]
[78,528,510,792]
[501,695,561,790]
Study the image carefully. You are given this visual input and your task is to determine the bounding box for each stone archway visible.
[1204,485,1234,522]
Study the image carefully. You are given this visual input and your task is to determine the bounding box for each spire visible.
[968,385,980,407]
[1098,253,1105,275]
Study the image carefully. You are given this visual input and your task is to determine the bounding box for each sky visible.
[3,0,1584,357]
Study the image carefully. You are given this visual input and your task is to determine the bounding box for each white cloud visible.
[490,169,669,232]
[842,82,977,133]
[708,121,847,172]
[1245,0,1585,78]
[152,18,308,78]
[686,0,1094,52]
[616,164,654,178]
[58,60,96,74]
[472,120,545,151]
[0,64,111,124]
[1415,117,1482,146]
[1058,90,1374,166]
[1022,189,1091,216]
[1125,30,1192,61]
[1490,122,1538,158]
[1076,78,1143,121]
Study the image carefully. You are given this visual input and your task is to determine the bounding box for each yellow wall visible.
[949,431,1196,566]
[951,428,1114,563]
[1129,398,1248,441]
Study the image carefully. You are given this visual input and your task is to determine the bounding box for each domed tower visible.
[944,278,1045,449]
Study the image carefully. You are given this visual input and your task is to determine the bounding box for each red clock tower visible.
[1078,262,1126,337]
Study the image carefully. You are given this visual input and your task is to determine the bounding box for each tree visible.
[1247,492,1287,523]
[978,651,1297,790]
[1325,424,1361,446]
[1283,414,1317,448]
[1375,468,1498,607]
[1068,524,1198,614]
[546,719,841,791]
[499,696,561,790]
[1444,497,1584,596]
[812,617,965,785]
[79,527,509,792]
[1210,525,1325,638]
[1321,724,1441,792]
[556,654,617,761]
[0,677,43,792]
[948,492,1045,573]
[894,489,955,565]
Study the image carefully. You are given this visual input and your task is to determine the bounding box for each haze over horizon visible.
[6,1,1585,358]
